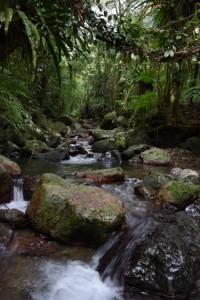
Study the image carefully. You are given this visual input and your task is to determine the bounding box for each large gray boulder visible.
[26,173,125,245]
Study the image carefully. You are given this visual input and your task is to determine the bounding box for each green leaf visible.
[4,8,13,34]
[45,35,61,86]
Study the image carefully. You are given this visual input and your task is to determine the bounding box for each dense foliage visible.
[0,0,200,140]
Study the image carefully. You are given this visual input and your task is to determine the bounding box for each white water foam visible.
[31,260,123,300]
[0,178,28,213]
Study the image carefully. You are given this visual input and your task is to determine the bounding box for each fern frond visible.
[45,35,61,86]
[17,10,40,68]
[181,84,200,103]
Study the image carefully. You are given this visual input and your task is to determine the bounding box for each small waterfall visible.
[96,215,154,286]
[0,178,28,212]
[31,215,154,300]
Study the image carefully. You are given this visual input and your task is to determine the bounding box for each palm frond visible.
[17,10,40,68]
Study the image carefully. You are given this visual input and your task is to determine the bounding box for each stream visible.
[0,140,171,300]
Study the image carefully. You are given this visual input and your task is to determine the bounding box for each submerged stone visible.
[26,173,125,245]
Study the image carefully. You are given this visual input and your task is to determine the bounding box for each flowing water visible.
[0,140,170,300]
[0,178,28,212]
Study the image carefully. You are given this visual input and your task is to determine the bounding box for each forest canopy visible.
[0,0,200,135]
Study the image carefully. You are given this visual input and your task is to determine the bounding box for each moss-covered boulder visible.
[121,145,150,160]
[179,136,200,154]
[75,168,125,184]
[135,171,173,199]
[125,128,151,148]
[47,121,69,136]
[59,114,74,126]
[92,139,117,153]
[90,129,115,142]
[0,165,13,204]
[0,155,21,177]
[26,173,125,245]
[24,140,49,155]
[101,111,118,129]
[141,147,171,166]
[157,181,200,209]
[143,171,173,191]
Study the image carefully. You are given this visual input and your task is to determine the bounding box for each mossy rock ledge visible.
[26,173,125,245]
[157,180,200,209]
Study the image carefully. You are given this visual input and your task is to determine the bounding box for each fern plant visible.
[0,71,29,133]
[181,83,200,104]
[128,90,158,125]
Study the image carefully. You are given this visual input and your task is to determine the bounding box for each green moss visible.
[167,181,200,201]
[116,136,126,151]
[144,171,173,190]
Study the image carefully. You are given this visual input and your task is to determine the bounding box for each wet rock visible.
[24,140,49,155]
[125,213,200,297]
[101,111,118,129]
[47,121,69,136]
[157,181,200,209]
[59,114,74,126]
[179,136,200,154]
[75,144,88,155]
[92,139,117,153]
[75,167,125,184]
[134,185,151,199]
[125,128,151,148]
[8,233,59,256]
[171,167,200,185]
[23,175,41,201]
[0,155,21,177]
[0,222,13,249]
[26,173,125,245]
[90,129,115,142]
[171,168,199,181]
[140,147,171,166]
[0,165,13,204]
[3,141,21,157]
[170,167,182,178]
[143,171,173,195]
[121,145,150,161]
[97,150,122,167]
[0,209,27,228]
[46,134,61,148]
[34,148,70,161]
[186,201,200,218]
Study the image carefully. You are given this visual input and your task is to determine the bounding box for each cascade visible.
[31,214,154,300]
[0,178,28,212]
